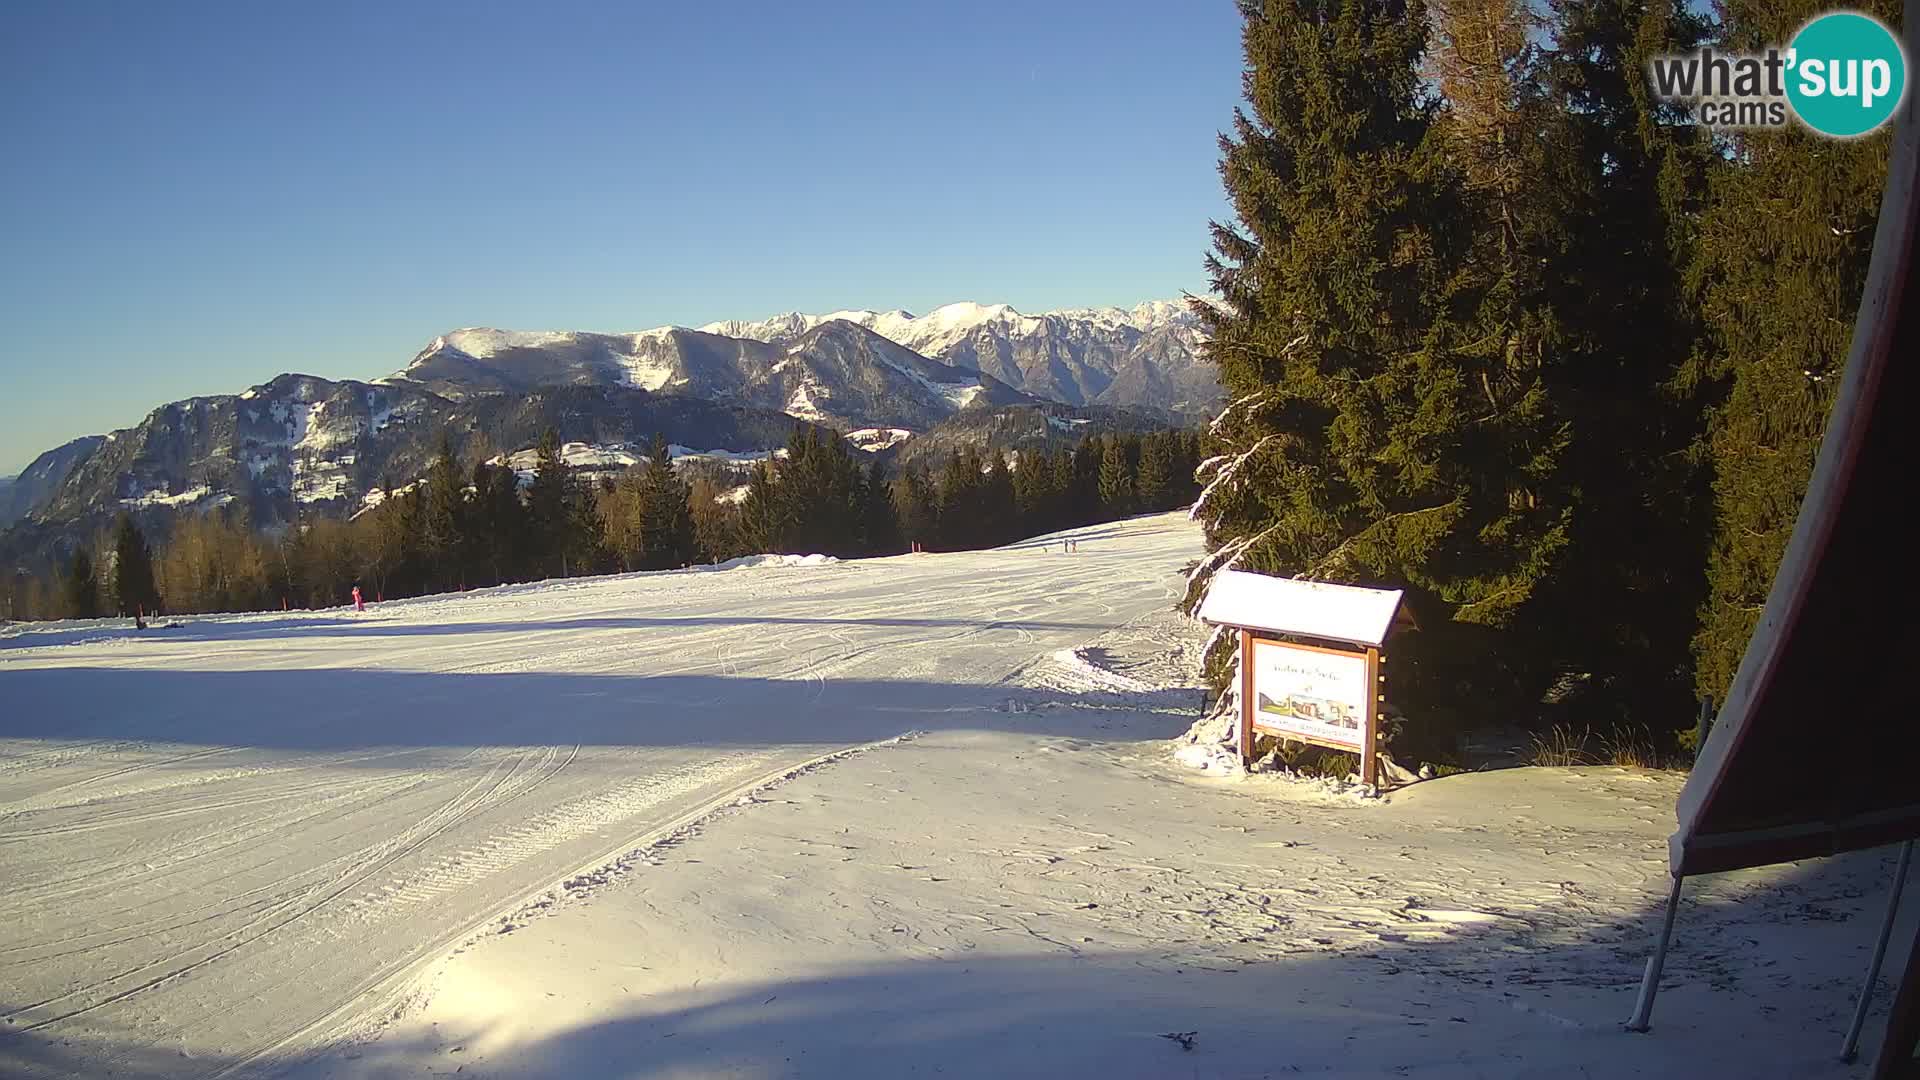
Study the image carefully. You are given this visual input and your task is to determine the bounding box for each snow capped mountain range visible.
[0,298,1215,568]
[393,319,1037,433]
[700,299,1192,353]
[702,299,1213,416]
[395,298,1216,424]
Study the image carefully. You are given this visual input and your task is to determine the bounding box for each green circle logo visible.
[1786,11,1907,137]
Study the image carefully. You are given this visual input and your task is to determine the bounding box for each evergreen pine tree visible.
[471,460,528,586]
[1135,434,1174,510]
[639,432,695,569]
[935,448,984,550]
[981,451,1017,546]
[1013,447,1052,526]
[112,514,160,617]
[738,459,786,554]
[1526,0,1716,730]
[1686,0,1894,703]
[563,475,606,577]
[1069,438,1102,525]
[66,548,100,619]
[893,464,939,550]
[762,427,863,556]
[1423,0,1577,712]
[861,460,902,555]
[1174,430,1206,505]
[1097,436,1135,515]
[1193,0,1570,721]
[421,434,468,590]
[527,427,570,577]
[387,488,428,595]
[1048,447,1079,531]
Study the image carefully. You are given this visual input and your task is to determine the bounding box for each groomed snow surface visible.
[1,513,1910,1079]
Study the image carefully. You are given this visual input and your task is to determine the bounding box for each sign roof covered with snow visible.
[1197,570,1404,648]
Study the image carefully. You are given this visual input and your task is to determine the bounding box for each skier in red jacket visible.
[351,584,364,612]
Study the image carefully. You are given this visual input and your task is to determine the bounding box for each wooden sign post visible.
[1200,571,1405,788]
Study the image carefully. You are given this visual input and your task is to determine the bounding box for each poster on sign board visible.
[1248,638,1369,752]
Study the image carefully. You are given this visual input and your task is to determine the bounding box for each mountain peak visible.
[395,297,1214,418]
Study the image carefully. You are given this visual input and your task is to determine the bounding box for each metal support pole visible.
[1627,873,1685,1032]
[1842,840,1916,1063]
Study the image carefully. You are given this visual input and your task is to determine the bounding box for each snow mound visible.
[1173,707,1243,774]
[1002,641,1206,719]
[708,553,839,571]
[1172,688,1399,799]
[1046,647,1157,695]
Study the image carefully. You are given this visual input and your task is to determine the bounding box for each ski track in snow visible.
[288,610,1909,1080]
[0,513,1199,1079]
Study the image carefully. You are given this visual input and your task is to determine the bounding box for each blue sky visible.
[0,2,1244,475]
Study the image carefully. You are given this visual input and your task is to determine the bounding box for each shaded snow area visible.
[426,328,684,392]
[2,513,1909,1080]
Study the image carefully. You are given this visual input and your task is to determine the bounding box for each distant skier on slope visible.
[351,584,364,612]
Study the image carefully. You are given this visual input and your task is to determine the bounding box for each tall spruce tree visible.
[1097,436,1136,515]
[527,427,570,577]
[1048,447,1079,531]
[764,427,864,556]
[862,460,902,555]
[66,548,100,619]
[1520,0,1716,731]
[935,448,985,550]
[471,459,528,586]
[1135,433,1174,510]
[1069,439,1102,526]
[1193,0,1571,723]
[893,464,939,550]
[981,451,1017,546]
[1426,0,1583,717]
[112,514,160,617]
[1686,0,1894,703]
[421,434,469,590]
[737,458,785,554]
[1014,447,1055,527]
[638,433,695,569]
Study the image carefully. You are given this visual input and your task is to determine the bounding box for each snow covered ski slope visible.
[0,513,1203,1079]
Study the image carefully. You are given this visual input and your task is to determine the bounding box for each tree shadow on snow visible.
[2,847,1911,1080]
[0,613,1125,652]
[0,666,1200,753]
[346,846,1910,1080]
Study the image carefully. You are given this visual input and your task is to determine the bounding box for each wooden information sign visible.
[1198,570,1405,787]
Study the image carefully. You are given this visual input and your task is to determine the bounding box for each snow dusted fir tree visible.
[1188,0,1571,735]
